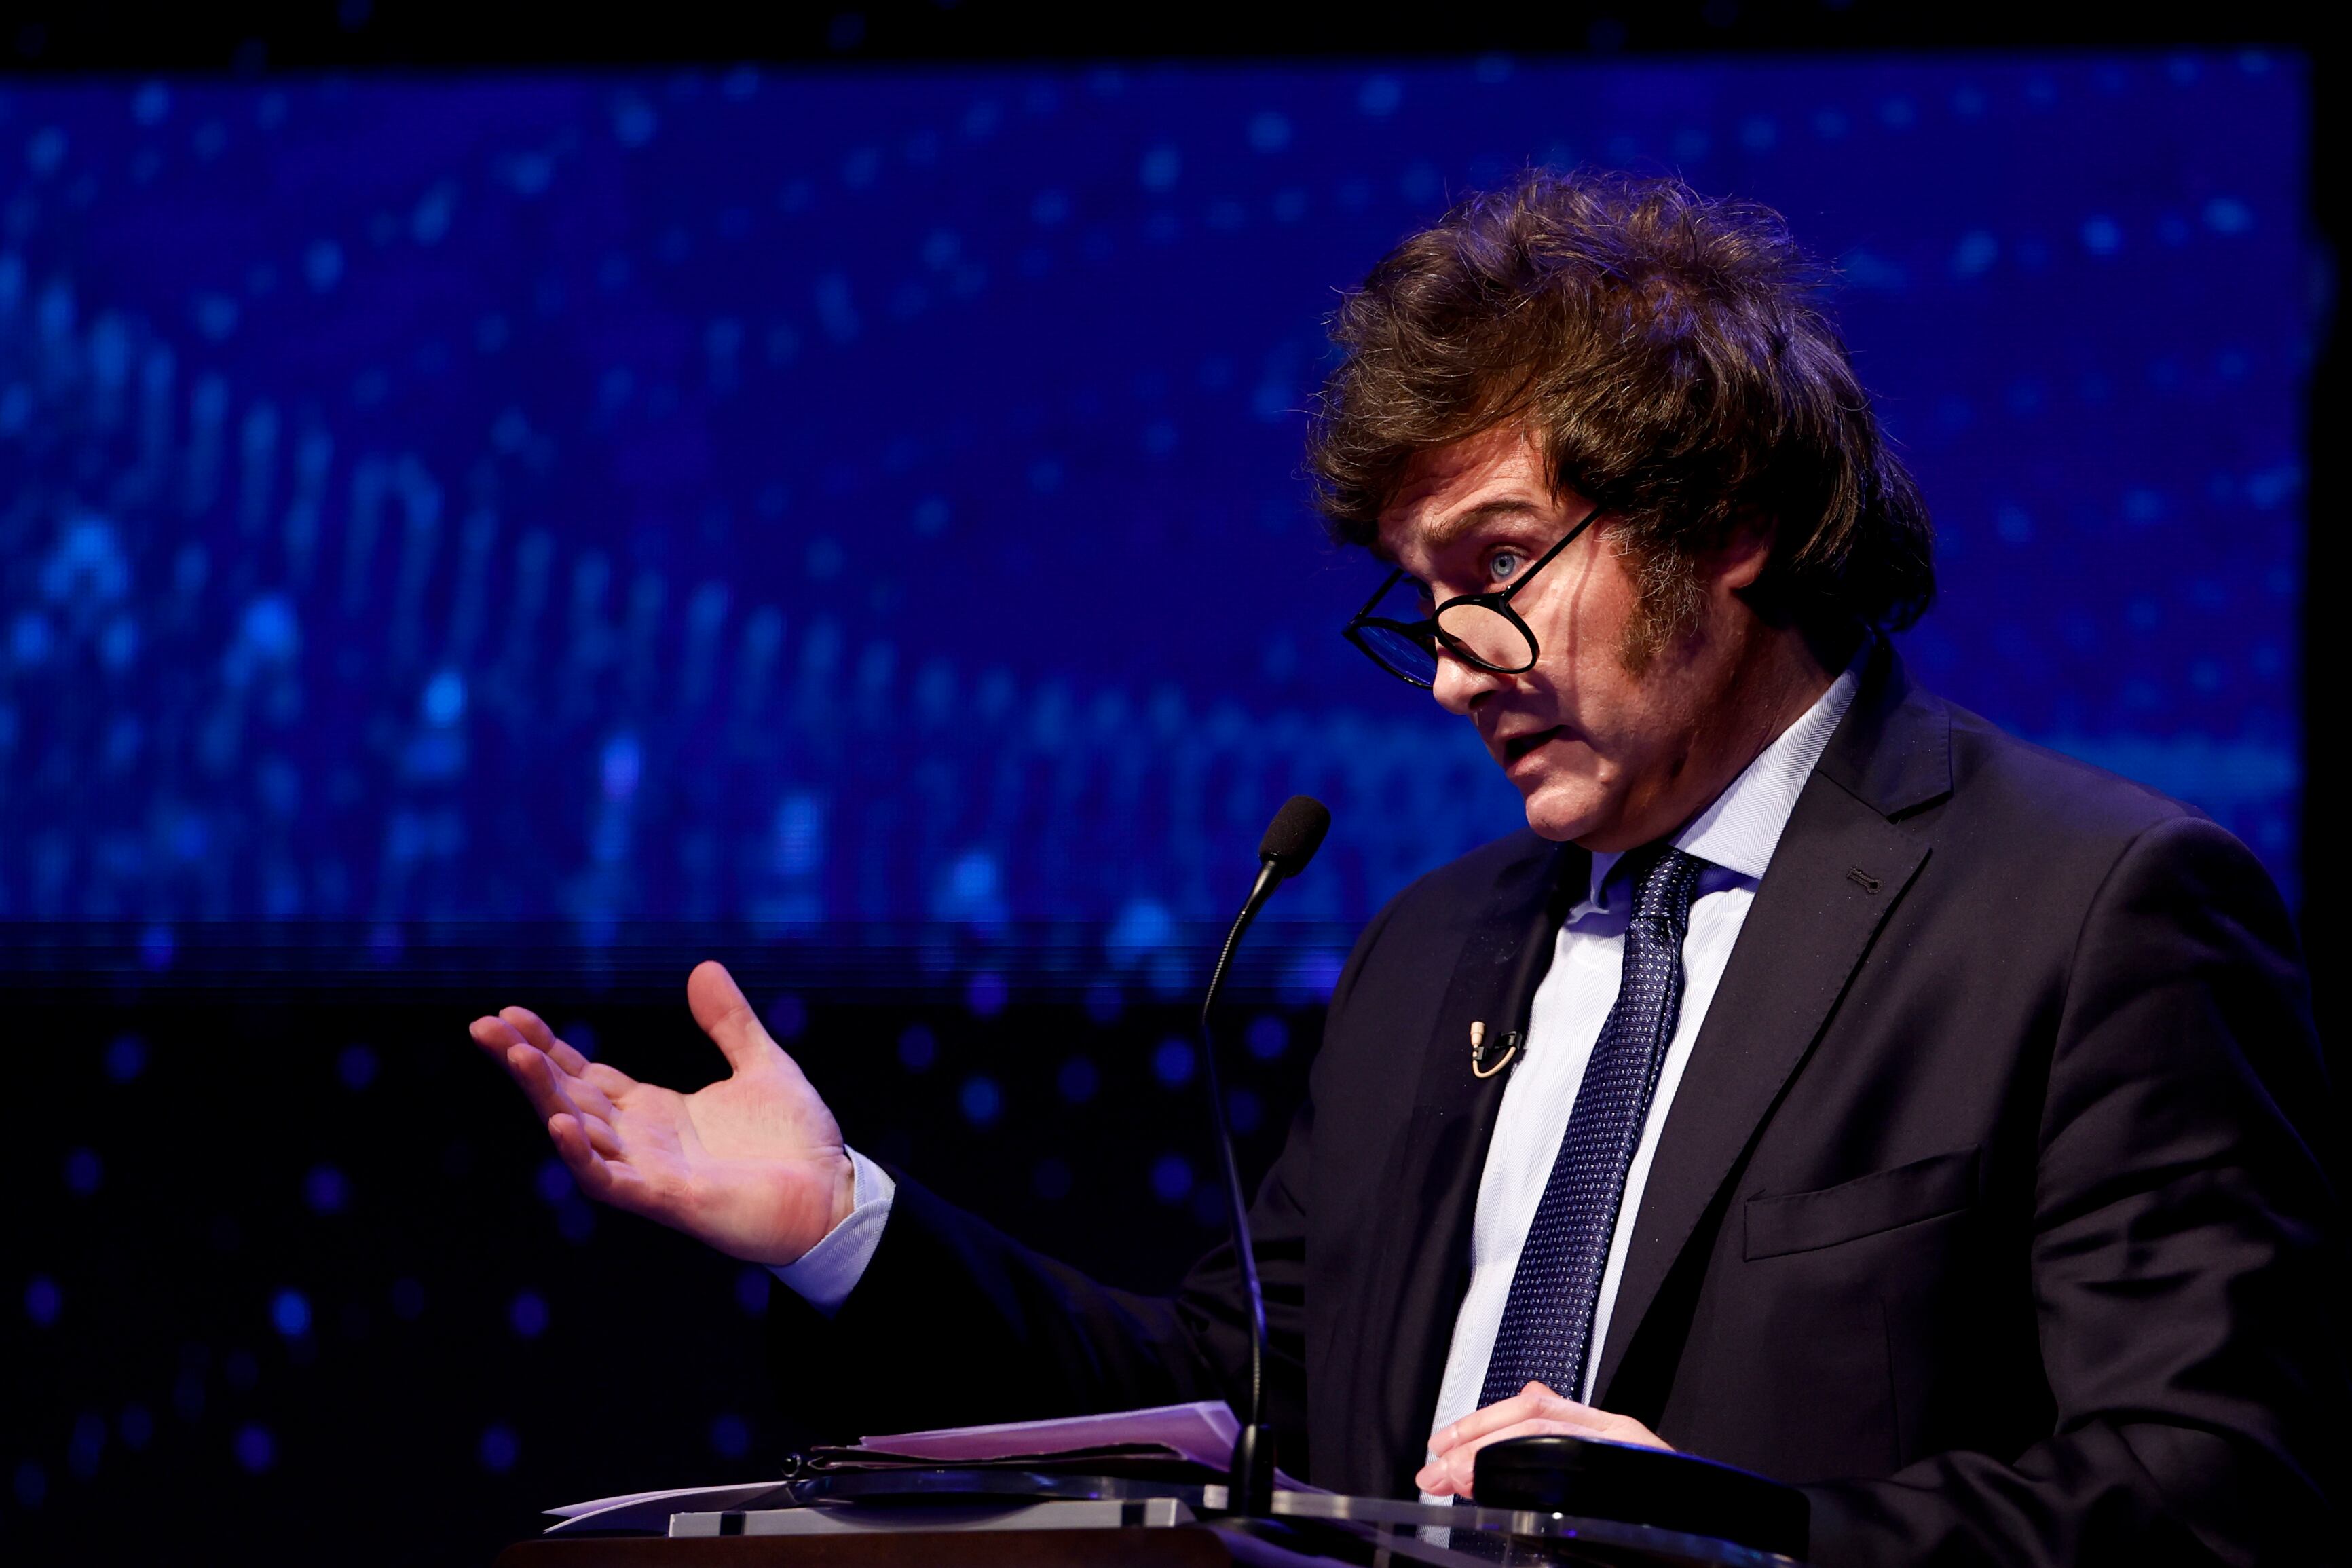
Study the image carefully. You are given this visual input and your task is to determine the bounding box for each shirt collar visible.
[1577,653,1864,914]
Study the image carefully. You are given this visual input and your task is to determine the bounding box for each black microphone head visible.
[1258,796,1331,879]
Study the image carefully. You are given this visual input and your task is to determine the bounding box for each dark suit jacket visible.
[778,646,2342,1565]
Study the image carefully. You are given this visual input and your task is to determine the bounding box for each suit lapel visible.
[1340,835,1584,1495]
[1591,648,1950,1406]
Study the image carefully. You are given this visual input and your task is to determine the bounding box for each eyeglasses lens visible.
[1358,622,1438,686]
[1435,601,1537,673]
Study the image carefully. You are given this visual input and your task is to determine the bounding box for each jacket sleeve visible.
[765,1095,1317,1453]
[1805,815,2345,1565]
[760,899,1425,1455]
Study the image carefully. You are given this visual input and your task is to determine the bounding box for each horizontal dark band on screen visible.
[0,918,1363,1003]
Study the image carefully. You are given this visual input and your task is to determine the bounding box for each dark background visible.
[3,4,2338,1563]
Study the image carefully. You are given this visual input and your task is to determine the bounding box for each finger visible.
[1491,1386,1647,1444]
[474,1016,581,1127]
[685,960,779,1075]
[578,1062,640,1104]
[501,1005,593,1075]
[573,1110,622,1158]
[1422,1415,1592,1497]
[550,1113,636,1201]
[554,1068,619,1121]
[551,1113,667,1223]
[469,1013,529,1060]
[500,1005,558,1052]
[479,1017,627,1152]
[548,1114,616,1197]
[1415,1438,1483,1496]
[504,1041,586,1126]
[540,1082,619,1149]
[1418,1407,1670,1497]
[528,1060,634,1124]
[474,1011,591,1090]
[1420,1419,1571,1495]
[481,1012,608,1107]
[1430,1383,1563,1455]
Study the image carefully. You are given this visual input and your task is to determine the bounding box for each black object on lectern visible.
[1474,1434,1809,1560]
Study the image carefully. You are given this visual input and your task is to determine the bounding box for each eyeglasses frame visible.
[1341,505,1604,690]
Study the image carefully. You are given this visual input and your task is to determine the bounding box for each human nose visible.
[1430,644,1508,716]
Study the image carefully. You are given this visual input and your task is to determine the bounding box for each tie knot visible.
[1626,846,1704,927]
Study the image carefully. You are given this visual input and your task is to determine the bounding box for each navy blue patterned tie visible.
[1479,846,1705,1409]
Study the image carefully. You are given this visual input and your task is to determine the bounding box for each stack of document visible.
[545,1401,1312,1533]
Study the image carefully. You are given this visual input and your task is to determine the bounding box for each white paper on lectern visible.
[859,1399,1244,1471]
[543,1480,788,1533]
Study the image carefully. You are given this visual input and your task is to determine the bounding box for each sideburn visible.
[1614,542,1711,676]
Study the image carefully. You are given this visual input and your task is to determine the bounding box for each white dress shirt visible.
[779,665,1863,1470]
[772,1146,897,1313]
[1419,664,1858,1488]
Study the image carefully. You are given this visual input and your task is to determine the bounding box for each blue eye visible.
[1488,550,1523,582]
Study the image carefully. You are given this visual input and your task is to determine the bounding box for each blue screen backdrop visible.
[0,54,2309,996]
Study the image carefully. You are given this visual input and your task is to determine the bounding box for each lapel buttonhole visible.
[1846,866,1882,894]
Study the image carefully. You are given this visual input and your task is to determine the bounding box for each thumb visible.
[686,960,779,1075]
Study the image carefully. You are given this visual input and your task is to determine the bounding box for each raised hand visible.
[469,960,857,1266]
[1415,1382,1671,1499]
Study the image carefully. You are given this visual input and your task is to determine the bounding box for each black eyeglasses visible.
[1341,506,1602,689]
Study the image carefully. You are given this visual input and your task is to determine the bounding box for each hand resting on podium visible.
[1415,1381,1670,1501]
[468,958,856,1267]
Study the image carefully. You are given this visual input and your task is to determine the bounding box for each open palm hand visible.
[470,960,857,1266]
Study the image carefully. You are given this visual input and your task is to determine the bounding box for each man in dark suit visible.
[474,172,2338,1563]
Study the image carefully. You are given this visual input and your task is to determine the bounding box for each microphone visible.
[1198,794,1329,1515]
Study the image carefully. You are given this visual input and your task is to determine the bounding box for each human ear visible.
[1709,509,1776,595]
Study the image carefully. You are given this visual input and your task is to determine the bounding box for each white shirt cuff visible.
[770,1146,896,1316]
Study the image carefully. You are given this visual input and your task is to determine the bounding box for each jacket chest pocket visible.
[1742,1146,1980,1260]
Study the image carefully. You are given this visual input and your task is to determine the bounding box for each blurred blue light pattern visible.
[271,1288,311,1337]
[119,1404,155,1451]
[336,1042,379,1090]
[0,57,2307,979]
[1244,1015,1288,1061]
[1151,1037,1197,1087]
[102,1034,147,1081]
[302,1164,350,1213]
[508,1290,549,1339]
[233,1423,275,1473]
[534,1157,574,1204]
[734,1265,772,1317]
[479,1423,520,1473]
[66,1411,104,1479]
[555,1195,595,1244]
[767,992,809,1040]
[1056,1054,1101,1103]
[963,970,1009,1017]
[958,1073,1004,1125]
[1150,1153,1195,1205]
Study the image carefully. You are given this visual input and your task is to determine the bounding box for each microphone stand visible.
[1199,857,1284,1516]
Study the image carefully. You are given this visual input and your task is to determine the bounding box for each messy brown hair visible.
[1309,169,1934,658]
